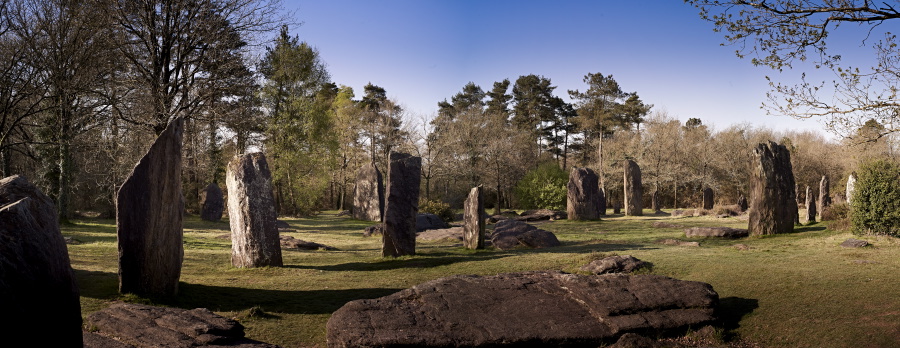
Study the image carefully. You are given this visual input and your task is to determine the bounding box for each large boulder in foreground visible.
[326,271,718,347]
[226,153,282,268]
[491,219,561,250]
[0,175,82,346]
[86,303,277,348]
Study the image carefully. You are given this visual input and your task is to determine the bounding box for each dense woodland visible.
[1,0,898,222]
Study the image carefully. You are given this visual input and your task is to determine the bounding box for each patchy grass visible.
[64,209,900,347]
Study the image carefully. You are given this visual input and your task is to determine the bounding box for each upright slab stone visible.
[794,184,801,225]
[748,141,797,236]
[353,163,384,222]
[199,182,224,221]
[463,186,485,249]
[226,153,282,268]
[0,176,82,346]
[566,167,602,220]
[651,190,661,212]
[805,186,817,223]
[846,172,857,205]
[382,152,422,257]
[117,116,184,298]
[599,187,607,216]
[818,175,831,213]
[702,187,714,210]
[737,195,748,212]
[623,160,643,216]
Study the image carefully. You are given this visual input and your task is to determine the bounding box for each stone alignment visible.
[382,152,422,257]
[226,153,282,268]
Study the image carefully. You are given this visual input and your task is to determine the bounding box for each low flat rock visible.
[417,226,464,241]
[326,271,718,347]
[515,209,567,221]
[490,219,561,250]
[658,239,700,247]
[279,236,337,251]
[840,238,869,248]
[86,303,278,348]
[651,221,682,228]
[684,227,749,238]
[581,255,651,275]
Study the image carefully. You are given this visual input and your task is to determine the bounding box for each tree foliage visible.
[514,162,568,210]
[850,158,900,236]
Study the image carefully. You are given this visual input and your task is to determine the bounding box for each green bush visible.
[850,159,900,236]
[419,199,455,222]
[514,163,568,210]
[822,202,851,231]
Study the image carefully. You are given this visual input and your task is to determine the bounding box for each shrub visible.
[514,163,568,210]
[419,199,455,222]
[850,159,900,236]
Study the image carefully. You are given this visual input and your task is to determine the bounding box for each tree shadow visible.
[74,269,120,300]
[283,250,514,272]
[717,297,759,341]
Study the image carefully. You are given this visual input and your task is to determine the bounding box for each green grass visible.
[65,210,900,347]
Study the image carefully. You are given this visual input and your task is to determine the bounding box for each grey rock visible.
[363,225,383,237]
[651,221,682,228]
[840,238,869,248]
[490,219,561,250]
[352,163,384,222]
[515,209,567,221]
[417,227,464,241]
[382,152,421,257]
[819,175,832,213]
[226,153,282,268]
[702,187,714,210]
[567,167,603,220]
[651,190,661,213]
[581,255,650,274]
[200,183,224,221]
[624,160,643,216]
[279,236,336,251]
[805,185,817,223]
[658,239,700,247]
[749,141,797,235]
[463,186,485,249]
[416,213,448,232]
[684,227,749,238]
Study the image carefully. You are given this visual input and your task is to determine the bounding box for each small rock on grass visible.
[840,238,869,248]
[658,239,700,247]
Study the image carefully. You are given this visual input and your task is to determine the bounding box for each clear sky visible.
[279,0,865,137]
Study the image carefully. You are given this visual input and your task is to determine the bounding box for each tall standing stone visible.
[226,153,282,268]
[599,187,607,216]
[818,175,831,213]
[117,116,184,298]
[463,186,485,249]
[737,194,748,212]
[353,163,384,222]
[748,141,797,236]
[382,152,421,257]
[846,172,857,205]
[651,190,661,212]
[794,184,801,225]
[623,160,643,216]
[805,186,817,223]
[200,182,224,221]
[566,167,602,220]
[0,176,82,346]
[702,187,714,210]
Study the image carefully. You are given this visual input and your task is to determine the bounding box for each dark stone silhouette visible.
[280,236,337,250]
[805,185,817,223]
[226,153,282,268]
[326,271,718,347]
[0,175,82,347]
[463,186,485,249]
[737,194,748,212]
[818,175,832,214]
[117,116,184,298]
[490,219,561,250]
[624,160,643,216]
[353,163,384,222]
[567,167,602,220]
[599,187,607,215]
[748,141,797,236]
[702,187,714,210]
[684,226,749,238]
[199,182,224,221]
[382,152,421,257]
[651,190,661,212]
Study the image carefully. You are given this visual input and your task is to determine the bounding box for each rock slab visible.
[748,141,797,236]
[117,116,184,298]
[352,163,384,222]
[624,160,643,216]
[840,238,869,248]
[326,271,718,348]
[280,236,336,251]
[226,153,282,268]
[567,167,603,220]
[200,182,224,221]
[684,227,749,238]
[0,175,82,347]
[581,255,650,274]
[490,219,561,250]
[515,209,567,221]
[382,152,421,257]
[463,186,485,249]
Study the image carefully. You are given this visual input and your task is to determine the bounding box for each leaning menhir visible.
[353,163,385,222]
[0,175,82,346]
[382,152,422,257]
[226,153,283,268]
[463,186,485,249]
[748,141,797,235]
[624,159,643,216]
[567,167,602,220]
[200,182,224,221]
[117,116,184,298]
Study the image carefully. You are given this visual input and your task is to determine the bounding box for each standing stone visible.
[702,187,714,210]
[623,160,643,216]
[566,167,602,220]
[117,116,184,298]
[846,172,857,205]
[599,187,607,216]
[0,176,82,346]
[382,152,421,257]
[613,202,621,214]
[226,153,282,268]
[199,183,224,221]
[818,175,831,213]
[805,186,817,223]
[737,194,748,212]
[353,163,384,222]
[748,141,797,236]
[463,186,485,249]
[651,190,661,212]
[794,184,801,225]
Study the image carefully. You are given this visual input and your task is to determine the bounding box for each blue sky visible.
[280,0,869,137]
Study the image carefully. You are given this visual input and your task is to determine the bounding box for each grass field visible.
[64,210,900,347]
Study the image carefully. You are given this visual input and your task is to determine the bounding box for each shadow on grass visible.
[284,251,514,272]
[717,296,759,341]
[74,269,120,300]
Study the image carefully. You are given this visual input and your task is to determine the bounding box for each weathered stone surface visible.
[363,225,383,237]
[0,175,82,347]
[651,190,661,212]
[417,227,464,241]
[702,187,714,210]
[819,175,832,213]
[846,172,857,205]
[464,186,485,249]
[805,185,817,223]
[279,236,336,251]
[416,213,448,232]
[515,209,567,221]
[684,227,749,238]
[382,152,421,257]
[749,141,797,236]
[117,116,184,298]
[624,160,643,216]
[352,163,384,222]
[737,195,748,212]
[840,238,869,248]
[326,271,718,347]
[200,183,224,222]
[658,239,700,247]
[226,153,282,268]
[567,167,602,220]
[490,219,561,250]
[86,303,278,348]
[581,255,650,274]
